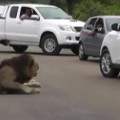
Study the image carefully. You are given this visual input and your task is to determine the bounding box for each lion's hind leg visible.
[0,66,34,94]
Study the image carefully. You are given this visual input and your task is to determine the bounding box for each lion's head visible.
[23,56,39,78]
[0,54,39,83]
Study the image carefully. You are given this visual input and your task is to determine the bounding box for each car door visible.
[6,6,40,45]
[82,18,98,55]
[90,18,106,56]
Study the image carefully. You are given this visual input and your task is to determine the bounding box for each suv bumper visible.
[57,31,80,45]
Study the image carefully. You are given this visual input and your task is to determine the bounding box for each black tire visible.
[71,45,79,55]
[12,45,28,53]
[41,34,61,55]
[78,43,88,60]
[100,49,119,78]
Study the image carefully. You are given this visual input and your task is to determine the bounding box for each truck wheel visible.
[71,45,78,55]
[12,45,28,53]
[78,43,88,60]
[41,34,61,55]
[100,49,119,78]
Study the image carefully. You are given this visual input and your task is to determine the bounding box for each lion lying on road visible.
[0,54,41,94]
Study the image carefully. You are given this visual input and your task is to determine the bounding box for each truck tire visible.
[12,45,28,53]
[41,34,61,55]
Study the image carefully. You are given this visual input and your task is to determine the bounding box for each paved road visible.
[0,45,120,120]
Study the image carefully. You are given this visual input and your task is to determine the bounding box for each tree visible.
[66,0,80,15]
[73,0,105,21]
[50,0,82,15]
[50,0,66,11]
[37,0,50,4]
[73,0,120,21]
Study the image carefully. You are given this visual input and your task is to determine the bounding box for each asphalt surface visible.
[0,45,120,120]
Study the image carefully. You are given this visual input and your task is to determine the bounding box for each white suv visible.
[100,23,120,77]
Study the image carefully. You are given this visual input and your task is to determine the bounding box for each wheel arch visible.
[100,46,119,78]
[39,32,57,48]
[79,41,87,54]
[101,46,109,55]
[101,46,113,63]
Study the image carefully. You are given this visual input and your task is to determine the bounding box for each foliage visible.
[65,0,80,15]
[50,0,80,14]
[2,0,120,21]
[103,5,120,15]
[73,0,105,21]
[50,0,66,11]
[73,0,120,21]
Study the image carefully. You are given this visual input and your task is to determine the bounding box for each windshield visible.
[106,18,120,31]
[36,7,71,19]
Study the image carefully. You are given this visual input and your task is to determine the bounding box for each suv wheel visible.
[100,49,119,78]
[41,34,61,55]
[12,45,28,53]
[78,43,88,60]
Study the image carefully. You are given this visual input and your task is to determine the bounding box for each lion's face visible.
[24,59,39,78]
[30,61,39,77]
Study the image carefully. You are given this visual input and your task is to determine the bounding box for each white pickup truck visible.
[0,3,85,55]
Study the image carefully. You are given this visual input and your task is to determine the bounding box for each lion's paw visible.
[24,79,41,94]
[24,79,41,88]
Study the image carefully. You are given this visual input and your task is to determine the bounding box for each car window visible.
[37,7,70,19]
[20,7,38,20]
[10,6,18,18]
[85,18,97,30]
[95,18,105,33]
[106,18,120,31]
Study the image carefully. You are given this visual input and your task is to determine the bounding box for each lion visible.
[0,54,41,94]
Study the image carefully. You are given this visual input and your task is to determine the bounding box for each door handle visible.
[17,21,21,24]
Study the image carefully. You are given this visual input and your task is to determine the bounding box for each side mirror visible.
[111,23,120,31]
[31,15,40,21]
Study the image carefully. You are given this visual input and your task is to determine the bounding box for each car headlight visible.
[59,25,75,32]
